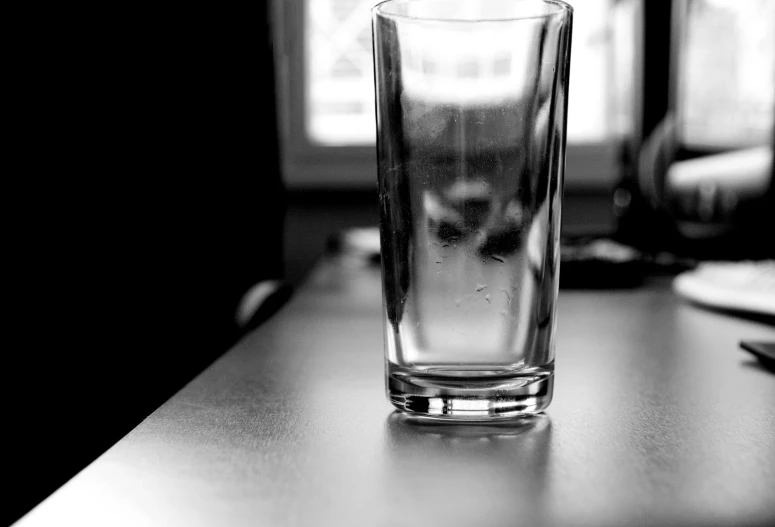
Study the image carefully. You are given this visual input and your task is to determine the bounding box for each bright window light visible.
[305,0,612,146]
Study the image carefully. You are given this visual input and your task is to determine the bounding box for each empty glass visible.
[372,0,573,419]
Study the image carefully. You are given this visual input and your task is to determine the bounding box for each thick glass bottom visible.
[387,364,553,421]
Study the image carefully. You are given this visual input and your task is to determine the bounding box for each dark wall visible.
[7,5,284,524]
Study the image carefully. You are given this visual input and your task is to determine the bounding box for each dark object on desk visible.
[559,235,699,289]
[740,341,775,372]
[559,236,645,289]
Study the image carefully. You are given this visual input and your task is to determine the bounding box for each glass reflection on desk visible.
[382,412,551,524]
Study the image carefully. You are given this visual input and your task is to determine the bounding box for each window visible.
[676,0,774,149]
[274,0,617,189]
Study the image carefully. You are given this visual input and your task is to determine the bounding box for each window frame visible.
[272,0,617,191]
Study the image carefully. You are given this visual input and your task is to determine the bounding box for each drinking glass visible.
[372,0,573,419]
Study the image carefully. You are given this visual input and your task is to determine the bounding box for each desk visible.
[16,256,775,527]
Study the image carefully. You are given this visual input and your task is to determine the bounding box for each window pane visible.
[677,0,775,149]
[306,0,611,145]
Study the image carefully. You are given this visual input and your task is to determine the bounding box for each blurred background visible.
[278,0,774,284]
[281,0,614,284]
[6,0,773,524]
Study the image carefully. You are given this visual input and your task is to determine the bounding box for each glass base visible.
[387,365,553,421]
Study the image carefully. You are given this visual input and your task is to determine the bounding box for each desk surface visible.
[17,256,775,527]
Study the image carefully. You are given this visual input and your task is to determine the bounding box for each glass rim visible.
[372,0,573,24]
